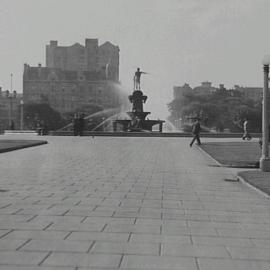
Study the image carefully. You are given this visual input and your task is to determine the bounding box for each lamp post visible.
[102,117,105,131]
[260,55,270,171]
[8,90,17,130]
[20,100,24,130]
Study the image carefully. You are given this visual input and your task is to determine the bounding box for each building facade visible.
[173,83,192,100]
[0,88,23,131]
[193,81,216,95]
[234,85,262,101]
[23,64,121,114]
[24,38,122,115]
[173,82,263,102]
[46,39,119,81]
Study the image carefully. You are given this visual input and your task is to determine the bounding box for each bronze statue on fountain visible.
[113,68,164,132]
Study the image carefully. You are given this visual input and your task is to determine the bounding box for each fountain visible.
[113,69,164,132]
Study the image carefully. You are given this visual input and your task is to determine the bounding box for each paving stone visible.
[120,255,197,270]
[251,238,270,247]
[191,235,254,247]
[198,258,270,270]
[0,229,10,238]
[135,218,187,227]
[0,214,34,222]
[0,221,52,230]
[91,242,159,255]
[47,221,105,232]
[21,239,93,252]
[130,233,191,244]
[67,232,130,242]
[104,224,161,234]
[0,251,48,265]
[161,225,218,236]
[227,246,270,260]
[162,243,230,258]
[3,230,69,240]
[83,217,136,225]
[42,253,122,268]
[217,228,270,239]
[0,239,28,251]
[33,216,85,224]
[0,266,75,270]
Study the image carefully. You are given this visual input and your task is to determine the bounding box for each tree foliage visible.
[168,90,262,132]
[24,103,66,131]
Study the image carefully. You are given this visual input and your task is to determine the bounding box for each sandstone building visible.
[23,39,121,114]
[173,82,262,102]
[0,88,23,130]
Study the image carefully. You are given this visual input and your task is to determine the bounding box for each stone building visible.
[234,85,262,101]
[24,38,122,115]
[173,83,192,100]
[193,81,216,95]
[0,87,23,131]
[23,64,121,114]
[46,39,119,81]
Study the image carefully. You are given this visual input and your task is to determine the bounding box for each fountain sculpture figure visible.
[113,68,164,132]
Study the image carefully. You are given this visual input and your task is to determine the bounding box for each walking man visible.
[242,118,252,140]
[190,119,201,147]
[78,113,85,136]
[73,113,79,136]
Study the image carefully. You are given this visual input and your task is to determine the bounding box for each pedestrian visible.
[10,120,15,130]
[78,113,85,136]
[190,119,201,147]
[242,118,252,140]
[73,113,79,136]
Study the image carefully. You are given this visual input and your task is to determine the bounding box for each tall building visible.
[24,38,122,114]
[45,39,119,81]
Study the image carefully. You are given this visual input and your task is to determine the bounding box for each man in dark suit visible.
[190,119,201,147]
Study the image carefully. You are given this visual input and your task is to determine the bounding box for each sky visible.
[1,0,270,118]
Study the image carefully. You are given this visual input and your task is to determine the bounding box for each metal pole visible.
[20,100,24,130]
[10,73,13,91]
[260,65,270,171]
[8,97,12,128]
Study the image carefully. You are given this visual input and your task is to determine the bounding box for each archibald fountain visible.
[113,68,164,132]
[55,68,165,134]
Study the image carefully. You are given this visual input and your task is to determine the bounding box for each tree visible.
[24,103,66,131]
[62,102,105,128]
[168,90,262,132]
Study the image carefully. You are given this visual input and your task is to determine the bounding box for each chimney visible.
[201,81,212,88]
[50,40,58,47]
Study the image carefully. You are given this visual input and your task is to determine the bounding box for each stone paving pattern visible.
[0,135,270,269]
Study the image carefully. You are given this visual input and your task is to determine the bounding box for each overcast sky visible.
[1,0,270,118]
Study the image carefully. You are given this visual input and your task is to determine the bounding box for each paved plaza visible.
[0,135,270,270]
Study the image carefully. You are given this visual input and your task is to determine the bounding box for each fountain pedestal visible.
[113,89,164,132]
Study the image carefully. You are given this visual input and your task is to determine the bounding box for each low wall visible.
[49,131,262,138]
